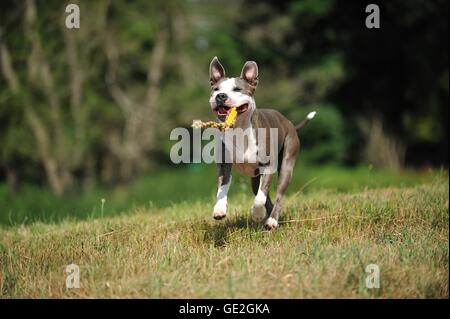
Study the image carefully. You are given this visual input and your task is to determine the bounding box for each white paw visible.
[251,204,266,223]
[213,201,227,220]
[264,217,278,230]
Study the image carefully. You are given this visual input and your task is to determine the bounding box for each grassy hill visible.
[0,163,438,226]
[1,176,448,298]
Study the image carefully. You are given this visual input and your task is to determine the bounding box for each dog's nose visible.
[215,93,228,103]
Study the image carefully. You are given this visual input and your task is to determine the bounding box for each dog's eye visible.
[213,87,219,91]
[233,87,242,92]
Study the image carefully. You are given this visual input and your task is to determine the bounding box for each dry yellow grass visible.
[0,178,448,298]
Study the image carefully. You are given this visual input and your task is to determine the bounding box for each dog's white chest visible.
[221,127,258,162]
[221,126,260,177]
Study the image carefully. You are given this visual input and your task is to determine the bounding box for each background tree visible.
[0,0,447,196]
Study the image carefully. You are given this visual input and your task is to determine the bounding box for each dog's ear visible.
[240,61,258,87]
[209,57,226,86]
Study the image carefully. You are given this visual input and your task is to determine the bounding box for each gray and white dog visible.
[208,57,315,230]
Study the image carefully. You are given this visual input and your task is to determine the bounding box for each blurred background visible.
[0,0,448,225]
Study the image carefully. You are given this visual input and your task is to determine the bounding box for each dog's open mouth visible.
[214,103,249,121]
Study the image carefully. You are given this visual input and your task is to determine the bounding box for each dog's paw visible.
[213,210,227,220]
[213,202,227,220]
[251,204,266,223]
[264,217,278,230]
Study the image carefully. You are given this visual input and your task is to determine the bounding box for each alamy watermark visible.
[65,4,80,29]
[365,4,380,29]
[365,264,380,289]
[65,263,80,289]
[170,127,279,174]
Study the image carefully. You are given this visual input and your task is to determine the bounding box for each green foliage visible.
[289,0,335,16]
[0,0,447,197]
[294,105,348,164]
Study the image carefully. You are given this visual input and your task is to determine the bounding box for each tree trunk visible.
[4,164,19,193]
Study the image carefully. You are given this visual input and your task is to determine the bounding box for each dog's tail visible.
[295,111,317,130]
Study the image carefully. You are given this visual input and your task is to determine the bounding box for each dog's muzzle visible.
[213,94,249,121]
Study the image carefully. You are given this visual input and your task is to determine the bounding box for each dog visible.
[208,57,316,230]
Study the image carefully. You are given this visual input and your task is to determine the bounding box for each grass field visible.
[0,169,448,298]
[0,163,438,226]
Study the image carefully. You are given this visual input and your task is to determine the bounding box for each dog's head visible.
[208,57,258,122]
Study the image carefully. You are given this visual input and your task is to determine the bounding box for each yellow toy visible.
[192,106,238,131]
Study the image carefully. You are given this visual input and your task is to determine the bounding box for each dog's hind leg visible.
[265,134,299,230]
[250,174,273,223]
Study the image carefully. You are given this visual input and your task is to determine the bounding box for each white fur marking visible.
[209,78,256,116]
[254,179,267,206]
[265,217,278,229]
[307,111,316,120]
[219,78,236,92]
[251,177,267,223]
[213,176,232,218]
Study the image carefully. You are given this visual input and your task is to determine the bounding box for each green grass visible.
[0,163,438,226]
[0,173,448,298]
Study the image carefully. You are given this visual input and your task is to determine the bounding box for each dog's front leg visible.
[213,163,232,220]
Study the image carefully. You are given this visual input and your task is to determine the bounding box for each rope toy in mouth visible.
[192,106,238,131]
